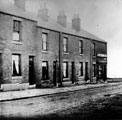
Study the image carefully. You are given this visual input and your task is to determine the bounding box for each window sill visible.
[93,77,96,79]
[79,54,83,56]
[63,78,70,81]
[12,76,23,79]
[42,51,49,54]
[12,41,23,45]
[63,53,69,55]
[79,76,84,78]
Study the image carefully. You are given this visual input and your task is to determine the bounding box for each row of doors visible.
[29,57,89,86]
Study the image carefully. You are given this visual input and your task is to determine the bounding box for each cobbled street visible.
[1,82,122,120]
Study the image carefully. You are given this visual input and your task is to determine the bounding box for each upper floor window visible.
[42,33,48,51]
[93,43,96,56]
[63,37,68,53]
[13,20,21,41]
[12,54,21,76]
[79,62,83,76]
[79,40,83,54]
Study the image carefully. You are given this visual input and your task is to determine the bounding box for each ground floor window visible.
[63,62,68,78]
[12,54,21,76]
[79,62,83,76]
[93,64,96,77]
[42,61,48,79]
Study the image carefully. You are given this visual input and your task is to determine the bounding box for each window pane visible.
[42,34,47,42]
[93,64,96,77]
[79,41,83,54]
[13,32,20,41]
[43,42,47,50]
[13,20,21,41]
[13,20,20,32]
[42,62,48,79]
[63,62,68,78]
[79,62,83,76]
[42,33,48,51]
[63,37,68,53]
[12,55,21,76]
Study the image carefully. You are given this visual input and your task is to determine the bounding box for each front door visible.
[71,62,75,83]
[53,61,57,86]
[0,54,2,88]
[29,56,35,85]
[85,62,88,80]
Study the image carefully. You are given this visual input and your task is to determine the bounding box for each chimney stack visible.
[57,10,67,27]
[38,4,49,22]
[14,0,25,11]
[72,14,81,32]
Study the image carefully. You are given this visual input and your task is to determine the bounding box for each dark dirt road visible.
[1,83,122,120]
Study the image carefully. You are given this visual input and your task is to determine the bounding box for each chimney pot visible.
[72,14,81,32]
[38,4,49,22]
[57,10,67,27]
[14,0,25,11]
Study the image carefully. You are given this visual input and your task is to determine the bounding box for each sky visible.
[10,0,122,78]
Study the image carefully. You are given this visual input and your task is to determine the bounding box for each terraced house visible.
[0,0,107,91]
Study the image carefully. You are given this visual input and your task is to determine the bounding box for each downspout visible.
[59,32,63,87]
[90,38,93,83]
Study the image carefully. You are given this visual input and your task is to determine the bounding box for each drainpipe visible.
[59,32,63,87]
[90,38,93,83]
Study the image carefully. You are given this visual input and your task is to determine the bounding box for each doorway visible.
[53,61,57,86]
[29,56,35,85]
[0,54,2,88]
[71,62,75,83]
[85,62,88,80]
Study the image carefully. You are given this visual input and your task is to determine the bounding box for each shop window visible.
[63,37,68,53]
[42,61,48,79]
[79,62,83,76]
[42,33,48,51]
[79,40,83,54]
[12,54,21,76]
[13,20,21,41]
[63,62,68,78]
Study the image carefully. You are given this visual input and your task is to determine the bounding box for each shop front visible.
[97,54,107,81]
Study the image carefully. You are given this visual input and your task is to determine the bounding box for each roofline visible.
[0,11,37,22]
[37,25,107,43]
[0,9,107,43]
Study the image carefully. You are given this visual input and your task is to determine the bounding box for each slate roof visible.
[37,18,106,42]
[0,0,106,43]
[0,0,37,21]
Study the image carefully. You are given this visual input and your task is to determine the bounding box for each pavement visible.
[0,81,122,102]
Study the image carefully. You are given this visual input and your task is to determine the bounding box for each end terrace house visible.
[0,0,107,91]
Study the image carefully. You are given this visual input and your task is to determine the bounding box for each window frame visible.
[12,54,21,77]
[92,64,96,77]
[63,62,68,78]
[79,40,83,54]
[13,20,22,42]
[42,61,49,80]
[79,62,83,76]
[63,37,68,53]
[42,33,48,51]
[93,43,96,56]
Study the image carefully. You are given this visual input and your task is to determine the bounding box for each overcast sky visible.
[10,0,122,78]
